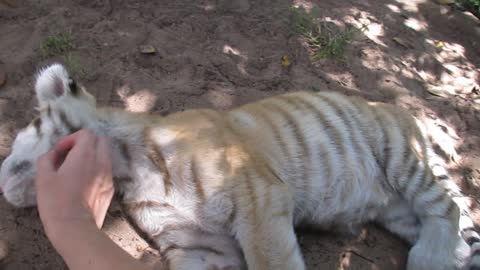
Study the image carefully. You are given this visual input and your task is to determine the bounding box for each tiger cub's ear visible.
[34,63,76,106]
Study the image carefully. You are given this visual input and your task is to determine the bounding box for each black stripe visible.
[320,95,362,153]
[263,100,309,190]
[228,192,237,226]
[253,107,291,160]
[143,128,172,194]
[393,132,412,190]
[277,96,313,195]
[409,167,429,200]
[464,234,480,246]
[264,101,308,159]
[294,97,342,181]
[444,200,457,217]
[191,156,206,203]
[321,95,364,158]
[32,117,42,136]
[243,169,257,221]
[370,108,394,189]
[437,174,449,181]
[161,244,225,257]
[118,140,131,169]
[424,191,446,208]
[123,200,174,213]
[401,155,419,192]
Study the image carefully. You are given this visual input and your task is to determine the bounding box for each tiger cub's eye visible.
[68,78,78,95]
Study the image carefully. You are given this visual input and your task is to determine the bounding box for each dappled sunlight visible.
[206,86,234,109]
[342,8,386,46]
[422,116,461,163]
[116,85,157,113]
[358,48,392,71]
[291,0,315,11]
[386,4,402,13]
[415,39,478,95]
[323,70,359,89]
[222,45,244,57]
[393,0,428,12]
[404,17,428,32]
[199,0,216,11]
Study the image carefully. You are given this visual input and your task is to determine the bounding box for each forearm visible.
[47,220,152,270]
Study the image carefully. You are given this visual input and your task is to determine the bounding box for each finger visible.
[95,191,114,229]
[35,149,60,173]
[55,129,95,153]
[59,130,98,172]
[34,150,59,191]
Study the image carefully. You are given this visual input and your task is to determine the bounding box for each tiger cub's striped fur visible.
[1,64,479,270]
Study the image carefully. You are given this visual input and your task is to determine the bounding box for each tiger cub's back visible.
[226,91,424,224]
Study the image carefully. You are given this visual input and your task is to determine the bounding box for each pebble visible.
[139,45,156,54]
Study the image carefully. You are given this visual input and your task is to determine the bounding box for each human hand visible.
[35,129,114,237]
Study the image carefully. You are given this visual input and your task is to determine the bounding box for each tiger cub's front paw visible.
[166,247,245,270]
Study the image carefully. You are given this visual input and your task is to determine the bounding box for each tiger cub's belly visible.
[293,168,392,230]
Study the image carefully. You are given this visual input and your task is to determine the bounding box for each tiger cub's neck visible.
[90,108,169,198]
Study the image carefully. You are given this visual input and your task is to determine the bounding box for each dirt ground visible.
[0,0,479,269]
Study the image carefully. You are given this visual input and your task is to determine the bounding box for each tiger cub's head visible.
[0,64,97,207]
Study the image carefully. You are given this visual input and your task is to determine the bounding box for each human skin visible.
[35,129,153,270]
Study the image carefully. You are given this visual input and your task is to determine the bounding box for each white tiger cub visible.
[0,63,479,270]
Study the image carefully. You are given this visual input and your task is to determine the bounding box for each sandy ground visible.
[0,0,479,269]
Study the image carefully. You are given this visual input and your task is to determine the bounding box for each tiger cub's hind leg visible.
[391,160,470,270]
[376,198,421,245]
[232,180,305,270]
[153,228,246,270]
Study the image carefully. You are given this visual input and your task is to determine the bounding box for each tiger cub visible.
[1,63,479,270]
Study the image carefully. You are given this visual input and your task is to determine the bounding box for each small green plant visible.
[290,6,364,60]
[457,0,480,17]
[41,33,74,57]
[290,6,320,35]
[64,54,87,79]
[307,24,357,60]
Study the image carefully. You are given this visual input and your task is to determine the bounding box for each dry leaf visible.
[139,45,156,54]
[281,55,291,67]
[434,41,445,48]
[393,37,411,49]
[436,0,455,4]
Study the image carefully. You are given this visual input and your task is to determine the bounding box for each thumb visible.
[35,150,58,194]
[36,150,58,174]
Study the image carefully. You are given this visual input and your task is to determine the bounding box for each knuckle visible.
[36,152,51,168]
[37,152,48,163]
[79,129,96,139]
